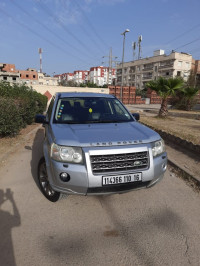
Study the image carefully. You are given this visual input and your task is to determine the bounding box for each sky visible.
[0,0,200,76]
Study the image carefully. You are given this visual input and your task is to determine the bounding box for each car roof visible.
[56,92,115,98]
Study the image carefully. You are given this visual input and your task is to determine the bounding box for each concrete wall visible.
[31,85,109,103]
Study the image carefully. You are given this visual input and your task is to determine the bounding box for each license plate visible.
[102,173,142,186]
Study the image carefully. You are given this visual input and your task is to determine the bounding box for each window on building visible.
[137,66,140,71]
[33,75,36,78]
[166,72,169,76]
[155,66,157,72]
[3,76,7,80]
[26,74,29,78]
[178,61,182,67]
[185,62,190,68]
[13,77,16,81]
[177,71,181,76]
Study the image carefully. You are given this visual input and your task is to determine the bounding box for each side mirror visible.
[35,114,48,124]
[132,113,140,121]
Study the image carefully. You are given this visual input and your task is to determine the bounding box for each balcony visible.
[129,67,135,73]
[159,63,174,69]
[143,66,153,71]
[117,70,122,75]
[142,75,153,80]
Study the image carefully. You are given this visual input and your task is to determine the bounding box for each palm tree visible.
[146,77,184,117]
[182,87,199,111]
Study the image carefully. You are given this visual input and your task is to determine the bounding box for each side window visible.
[47,97,55,121]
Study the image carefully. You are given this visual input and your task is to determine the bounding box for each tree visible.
[146,77,184,117]
[136,88,147,98]
[181,87,199,111]
[187,70,200,89]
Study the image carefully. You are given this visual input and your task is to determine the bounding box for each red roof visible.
[44,90,52,101]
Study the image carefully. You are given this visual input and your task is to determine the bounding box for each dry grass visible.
[140,114,200,145]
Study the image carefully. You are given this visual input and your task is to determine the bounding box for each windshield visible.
[53,97,134,124]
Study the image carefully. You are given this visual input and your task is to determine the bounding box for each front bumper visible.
[44,142,167,195]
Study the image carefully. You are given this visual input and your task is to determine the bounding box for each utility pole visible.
[102,47,118,85]
[120,29,130,100]
[38,48,43,73]
[132,41,136,61]
[138,35,142,60]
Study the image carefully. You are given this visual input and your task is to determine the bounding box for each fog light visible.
[60,172,70,182]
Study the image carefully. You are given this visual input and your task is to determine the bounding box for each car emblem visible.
[134,161,142,166]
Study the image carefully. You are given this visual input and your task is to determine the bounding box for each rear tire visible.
[38,157,60,202]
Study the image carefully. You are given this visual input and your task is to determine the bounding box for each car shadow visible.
[0,188,21,266]
[29,128,45,189]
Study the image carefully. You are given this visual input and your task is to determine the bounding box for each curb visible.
[168,159,200,191]
[140,121,200,190]
[141,122,200,155]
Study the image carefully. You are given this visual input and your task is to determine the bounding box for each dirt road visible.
[0,127,200,266]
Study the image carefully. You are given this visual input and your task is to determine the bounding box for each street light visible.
[120,29,130,101]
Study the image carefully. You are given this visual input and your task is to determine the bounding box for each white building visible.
[116,50,193,89]
[38,72,58,86]
[74,70,89,84]
[89,66,116,86]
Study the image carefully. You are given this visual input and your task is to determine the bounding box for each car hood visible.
[51,122,160,147]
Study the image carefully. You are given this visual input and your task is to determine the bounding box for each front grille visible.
[90,151,149,174]
[87,181,150,194]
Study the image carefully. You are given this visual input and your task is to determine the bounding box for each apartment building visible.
[38,72,58,86]
[0,63,20,83]
[192,59,200,86]
[54,73,74,83]
[116,50,193,89]
[74,70,89,84]
[89,66,116,86]
[19,68,38,85]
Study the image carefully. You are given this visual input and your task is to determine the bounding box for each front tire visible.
[38,157,60,202]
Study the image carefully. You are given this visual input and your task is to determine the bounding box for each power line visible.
[0,6,93,65]
[174,37,200,51]
[7,0,102,68]
[9,0,95,60]
[35,0,100,59]
[143,22,200,57]
[59,0,106,55]
[73,0,109,49]
[165,22,200,45]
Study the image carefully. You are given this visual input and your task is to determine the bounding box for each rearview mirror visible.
[132,113,140,121]
[35,114,48,124]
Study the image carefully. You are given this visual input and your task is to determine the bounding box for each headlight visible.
[152,139,165,157]
[51,143,83,163]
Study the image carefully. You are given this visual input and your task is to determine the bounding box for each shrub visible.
[0,82,47,136]
[0,97,23,136]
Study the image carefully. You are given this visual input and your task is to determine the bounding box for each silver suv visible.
[35,92,167,202]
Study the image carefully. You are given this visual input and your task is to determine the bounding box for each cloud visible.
[36,0,127,27]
